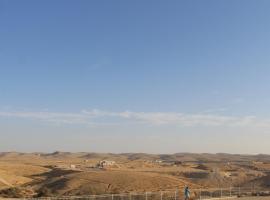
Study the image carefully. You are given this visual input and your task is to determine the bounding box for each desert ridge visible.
[0,152,270,198]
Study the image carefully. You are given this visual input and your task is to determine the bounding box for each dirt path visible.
[0,177,12,187]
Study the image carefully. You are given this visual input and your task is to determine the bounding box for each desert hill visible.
[0,152,270,198]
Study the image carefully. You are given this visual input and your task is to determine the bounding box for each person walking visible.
[184,186,190,200]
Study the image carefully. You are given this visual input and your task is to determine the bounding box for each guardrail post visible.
[238,187,241,196]
[112,194,114,200]
[200,188,202,200]
[160,191,163,200]
[145,192,148,200]
[221,188,222,198]
[129,193,132,200]
[174,190,177,200]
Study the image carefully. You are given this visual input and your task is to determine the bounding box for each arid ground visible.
[0,152,270,198]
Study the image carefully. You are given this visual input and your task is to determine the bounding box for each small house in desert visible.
[98,160,116,168]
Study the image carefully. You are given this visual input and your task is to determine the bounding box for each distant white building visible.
[70,164,76,169]
[98,160,116,168]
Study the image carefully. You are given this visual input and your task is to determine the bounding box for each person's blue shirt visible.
[184,187,190,196]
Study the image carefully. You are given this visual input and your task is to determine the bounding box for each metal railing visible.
[23,187,270,200]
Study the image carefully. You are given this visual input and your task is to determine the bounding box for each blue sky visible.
[1,0,270,153]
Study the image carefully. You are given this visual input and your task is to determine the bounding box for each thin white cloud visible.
[0,111,87,124]
[1,109,270,128]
